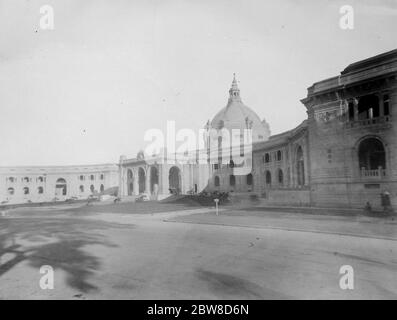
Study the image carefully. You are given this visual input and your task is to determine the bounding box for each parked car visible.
[88,194,100,201]
[135,193,150,202]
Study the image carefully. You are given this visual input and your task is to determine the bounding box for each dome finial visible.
[229,73,240,101]
[232,73,237,88]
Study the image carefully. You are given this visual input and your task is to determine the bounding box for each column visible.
[353,98,359,121]
[379,94,384,117]
[133,170,139,195]
[145,166,151,194]
[288,144,293,187]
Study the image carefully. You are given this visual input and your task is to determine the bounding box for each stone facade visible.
[0,164,119,205]
[301,49,397,209]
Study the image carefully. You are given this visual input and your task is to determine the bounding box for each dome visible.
[209,74,270,143]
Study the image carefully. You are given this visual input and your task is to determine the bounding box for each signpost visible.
[214,198,219,216]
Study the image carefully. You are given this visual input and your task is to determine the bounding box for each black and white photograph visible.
[0,0,396,304]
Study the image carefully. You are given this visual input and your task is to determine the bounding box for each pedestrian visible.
[381,191,391,213]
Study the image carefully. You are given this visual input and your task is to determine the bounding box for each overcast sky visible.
[0,0,396,166]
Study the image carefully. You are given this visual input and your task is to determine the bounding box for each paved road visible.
[0,204,396,299]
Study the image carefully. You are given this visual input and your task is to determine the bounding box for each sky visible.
[0,0,396,166]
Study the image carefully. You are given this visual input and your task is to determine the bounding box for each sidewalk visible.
[165,208,397,241]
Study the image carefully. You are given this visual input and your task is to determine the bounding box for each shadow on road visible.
[0,216,129,293]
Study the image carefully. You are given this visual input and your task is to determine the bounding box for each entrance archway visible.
[296,146,305,186]
[138,167,146,194]
[55,178,67,196]
[169,166,181,194]
[150,167,159,194]
[127,169,134,195]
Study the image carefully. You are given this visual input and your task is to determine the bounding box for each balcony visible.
[346,115,391,129]
[360,167,386,179]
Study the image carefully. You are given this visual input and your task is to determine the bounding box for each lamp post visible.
[214,198,219,216]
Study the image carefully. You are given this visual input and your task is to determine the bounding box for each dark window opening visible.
[384,95,390,116]
[246,173,253,186]
[229,175,236,186]
[348,102,355,121]
[358,95,380,120]
[265,171,272,185]
[214,176,220,187]
[296,146,305,186]
[278,169,284,185]
[358,138,386,170]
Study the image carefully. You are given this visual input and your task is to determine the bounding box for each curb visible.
[164,218,397,241]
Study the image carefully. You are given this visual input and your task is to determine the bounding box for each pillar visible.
[133,170,139,195]
[145,166,150,194]
[353,98,359,121]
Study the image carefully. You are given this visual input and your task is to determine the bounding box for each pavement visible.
[0,202,396,299]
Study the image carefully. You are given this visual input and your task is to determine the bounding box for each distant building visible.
[0,164,119,205]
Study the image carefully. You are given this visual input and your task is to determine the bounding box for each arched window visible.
[38,186,44,194]
[139,167,147,194]
[23,177,29,183]
[358,138,386,170]
[214,176,220,187]
[100,174,104,180]
[90,175,95,181]
[23,187,29,195]
[8,177,15,183]
[278,169,284,185]
[56,178,67,196]
[90,185,95,193]
[128,169,133,179]
[100,184,105,193]
[79,185,84,193]
[264,153,270,163]
[277,150,282,161]
[37,176,44,183]
[150,167,159,193]
[230,175,236,186]
[218,136,223,164]
[8,187,15,195]
[265,171,272,186]
[296,146,305,186]
[79,175,84,181]
[128,182,133,195]
[246,173,253,186]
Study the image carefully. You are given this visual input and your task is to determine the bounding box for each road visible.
[0,203,396,299]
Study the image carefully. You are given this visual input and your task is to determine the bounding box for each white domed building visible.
[203,74,271,192]
[209,74,271,143]
[118,74,273,198]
